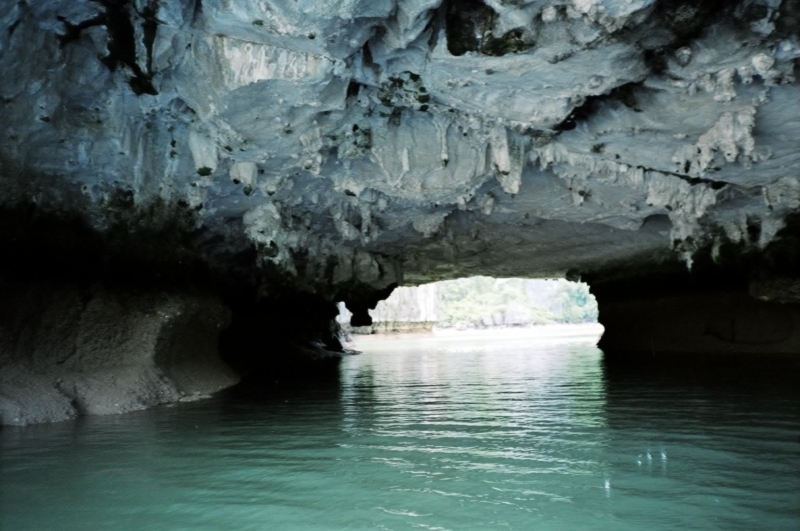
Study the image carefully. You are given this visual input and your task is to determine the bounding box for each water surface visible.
[2,330,798,530]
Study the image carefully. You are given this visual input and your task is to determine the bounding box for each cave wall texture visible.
[1,0,799,423]
[0,281,238,425]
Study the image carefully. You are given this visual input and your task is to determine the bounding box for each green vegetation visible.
[437,277,597,328]
[551,280,599,324]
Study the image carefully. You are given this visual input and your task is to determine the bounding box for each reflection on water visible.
[1,332,798,531]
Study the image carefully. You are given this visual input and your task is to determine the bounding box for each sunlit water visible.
[2,329,799,530]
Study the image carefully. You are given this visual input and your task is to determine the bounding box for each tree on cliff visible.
[552,281,599,324]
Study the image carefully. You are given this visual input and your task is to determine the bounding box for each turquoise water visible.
[1,333,799,530]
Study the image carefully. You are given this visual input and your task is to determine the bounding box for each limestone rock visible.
[0,0,798,316]
[1,0,799,424]
[0,282,238,425]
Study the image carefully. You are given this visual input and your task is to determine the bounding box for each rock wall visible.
[590,229,800,356]
[597,291,800,355]
[337,283,438,324]
[0,282,238,425]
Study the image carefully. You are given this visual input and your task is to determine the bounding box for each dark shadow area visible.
[444,0,534,57]
[589,215,800,356]
[588,213,800,302]
[603,350,800,391]
[602,351,800,431]
[219,292,347,382]
[0,197,254,295]
[219,369,344,403]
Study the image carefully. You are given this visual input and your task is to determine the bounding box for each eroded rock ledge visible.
[589,219,800,356]
[1,0,799,423]
[0,281,237,425]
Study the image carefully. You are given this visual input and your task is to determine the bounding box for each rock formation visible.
[337,283,438,333]
[0,282,237,425]
[1,0,798,423]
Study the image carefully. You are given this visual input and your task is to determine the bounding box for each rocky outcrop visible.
[597,290,800,355]
[590,228,800,356]
[337,284,438,323]
[0,282,238,425]
[337,283,438,334]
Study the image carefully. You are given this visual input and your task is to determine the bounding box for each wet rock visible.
[0,282,238,425]
[597,290,800,355]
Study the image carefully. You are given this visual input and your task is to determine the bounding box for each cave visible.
[2,2,800,528]
[0,0,798,427]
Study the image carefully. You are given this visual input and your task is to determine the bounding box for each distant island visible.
[339,277,598,335]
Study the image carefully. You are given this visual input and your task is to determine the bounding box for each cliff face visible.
[1,0,799,423]
[338,284,438,323]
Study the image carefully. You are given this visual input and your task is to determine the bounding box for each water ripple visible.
[2,335,798,530]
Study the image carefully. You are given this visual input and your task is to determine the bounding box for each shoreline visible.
[348,322,605,343]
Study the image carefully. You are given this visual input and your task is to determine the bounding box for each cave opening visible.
[337,276,601,338]
[1,0,799,525]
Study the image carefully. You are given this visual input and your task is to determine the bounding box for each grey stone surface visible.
[0,283,238,425]
[1,0,797,299]
[597,291,800,355]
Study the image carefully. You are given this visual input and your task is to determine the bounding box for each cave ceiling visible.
[1,0,798,299]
